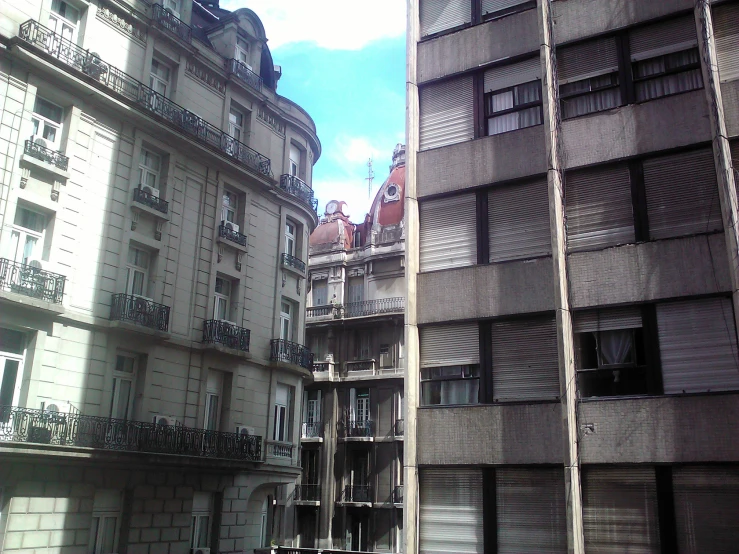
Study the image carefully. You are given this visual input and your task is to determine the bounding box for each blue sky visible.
[222,0,407,219]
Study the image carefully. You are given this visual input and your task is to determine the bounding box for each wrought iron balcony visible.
[133,187,169,214]
[203,319,250,352]
[18,20,271,178]
[294,484,320,502]
[344,297,405,318]
[279,175,318,213]
[268,441,293,458]
[227,58,262,92]
[301,421,323,439]
[110,293,170,332]
[341,419,373,439]
[24,139,69,171]
[393,485,403,504]
[306,304,341,319]
[281,253,306,274]
[0,258,66,304]
[395,418,404,436]
[219,224,247,247]
[342,485,372,504]
[270,339,313,370]
[152,4,191,43]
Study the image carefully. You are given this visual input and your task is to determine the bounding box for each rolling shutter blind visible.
[583,467,661,553]
[419,194,477,272]
[482,0,530,17]
[491,317,559,401]
[420,0,471,38]
[629,15,698,61]
[420,323,479,368]
[496,468,567,553]
[714,3,739,82]
[656,297,739,394]
[673,466,739,554]
[484,56,540,92]
[419,469,484,554]
[419,76,474,151]
[566,164,635,252]
[489,179,551,262]
[573,307,643,333]
[643,149,722,240]
[557,36,619,84]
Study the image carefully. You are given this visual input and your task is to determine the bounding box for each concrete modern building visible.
[406,1,739,553]
[0,0,320,553]
[277,146,406,552]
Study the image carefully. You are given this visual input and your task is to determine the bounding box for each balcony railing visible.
[281,253,306,274]
[18,20,271,178]
[306,305,341,319]
[24,139,69,170]
[110,293,170,332]
[227,58,262,92]
[312,361,330,372]
[133,187,169,214]
[0,406,261,461]
[219,224,247,247]
[268,441,293,458]
[395,418,404,436]
[301,421,323,439]
[0,258,66,304]
[346,360,375,372]
[344,297,405,318]
[342,485,372,504]
[152,4,191,43]
[270,339,313,370]
[393,485,403,504]
[279,175,318,213]
[341,419,373,438]
[294,484,320,502]
[203,319,250,352]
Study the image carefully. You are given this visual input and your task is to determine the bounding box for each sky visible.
[222,0,407,220]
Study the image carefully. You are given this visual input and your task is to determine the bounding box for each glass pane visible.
[205,395,219,431]
[0,329,24,354]
[22,236,38,265]
[130,269,145,296]
[89,517,100,554]
[285,237,294,256]
[42,125,57,143]
[196,515,210,548]
[0,359,20,407]
[115,355,135,373]
[33,98,63,124]
[15,208,45,232]
[281,317,290,341]
[113,379,132,420]
[101,516,117,553]
[215,297,227,320]
[488,112,519,135]
[491,90,514,113]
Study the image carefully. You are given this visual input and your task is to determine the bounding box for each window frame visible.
[560,71,622,119]
[229,107,245,143]
[213,276,232,322]
[280,300,293,342]
[190,492,213,550]
[0,329,25,415]
[420,0,536,41]
[420,364,481,406]
[138,148,161,190]
[631,47,703,103]
[149,58,171,98]
[125,246,149,298]
[484,79,543,136]
[31,97,64,150]
[285,220,296,257]
[7,206,46,266]
[273,383,291,442]
[110,353,137,420]
[49,0,80,43]
[221,189,238,225]
[235,37,250,67]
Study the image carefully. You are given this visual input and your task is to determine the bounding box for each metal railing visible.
[219,224,247,247]
[279,174,318,213]
[342,485,372,503]
[312,361,330,372]
[0,406,261,461]
[18,20,271,178]
[294,484,320,502]
[395,418,404,436]
[281,253,306,273]
[268,441,293,458]
[24,139,69,170]
[306,304,341,319]
[109,293,170,332]
[202,320,250,352]
[346,360,375,372]
[270,339,313,370]
[133,187,169,214]
[344,297,405,318]
[227,58,262,92]
[301,421,323,439]
[393,485,403,504]
[152,4,191,42]
[341,419,373,438]
[0,258,66,304]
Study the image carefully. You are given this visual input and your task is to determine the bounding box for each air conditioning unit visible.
[236,425,255,436]
[33,136,49,149]
[192,548,210,554]
[27,259,44,270]
[44,402,71,413]
[222,220,240,233]
[142,185,160,199]
[152,415,178,427]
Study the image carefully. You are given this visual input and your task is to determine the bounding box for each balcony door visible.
[289,144,300,177]
[49,0,79,43]
[346,512,369,551]
[280,301,292,342]
[5,207,45,266]
[125,247,149,298]
[0,329,24,420]
[110,354,136,420]
[204,370,224,432]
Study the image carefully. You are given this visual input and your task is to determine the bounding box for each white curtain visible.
[635,68,703,101]
[599,330,633,366]
[563,88,620,119]
[440,379,479,405]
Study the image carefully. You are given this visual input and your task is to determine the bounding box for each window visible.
[235,37,250,67]
[0,328,24,419]
[163,0,181,17]
[420,323,479,405]
[486,80,542,136]
[149,58,171,97]
[354,331,371,360]
[125,247,149,297]
[561,73,621,119]
[213,277,231,321]
[221,190,238,224]
[350,388,370,424]
[419,0,534,39]
[289,144,301,177]
[49,0,80,43]
[273,383,292,442]
[312,279,328,306]
[191,492,212,549]
[5,206,46,266]
[285,220,296,257]
[421,365,480,406]
[353,229,362,248]
[347,276,364,304]
[419,193,477,272]
[632,48,703,102]
[138,148,161,190]
[204,370,223,432]
[31,97,64,150]
[110,354,136,420]
[229,107,245,143]
[303,389,321,437]
[89,490,121,554]
[280,300,292,342]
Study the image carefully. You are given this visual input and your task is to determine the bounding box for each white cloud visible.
[221,0,406,50]
[312,177,378,220]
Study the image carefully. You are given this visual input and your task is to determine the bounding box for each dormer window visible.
[235,37,251,69]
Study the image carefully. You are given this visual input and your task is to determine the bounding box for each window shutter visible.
[643,148,722,240]
[483,56,540,93]
[491,317,559,401]
[583,467,661,553]
[673,466,739,554]
[419,469,484,554]
[419,76,475,151]
[656,297,739,394]
[420,194,477,272]
[420,323,479,368]
[714,3,739,82]
[566,164,635,251]
[482,0,531,18]
[420,0,471,38]
[496,468,567,553]
[629,15,698,61]
[557,36,619,84]
[573,307,643,334]
[489,179,551,262]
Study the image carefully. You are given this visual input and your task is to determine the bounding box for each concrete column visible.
[695,0,739,337]
[404,1,420,554]
[537,1,585,552]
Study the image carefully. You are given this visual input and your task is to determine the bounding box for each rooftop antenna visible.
[365,157,374,198]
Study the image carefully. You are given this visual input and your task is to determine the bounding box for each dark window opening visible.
[576,328,648,397]
[421,364,480,406]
